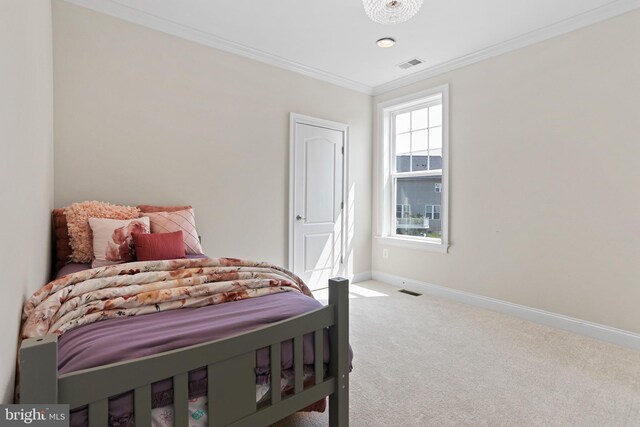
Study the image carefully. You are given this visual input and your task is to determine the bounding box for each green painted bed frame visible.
[19,277,349,427]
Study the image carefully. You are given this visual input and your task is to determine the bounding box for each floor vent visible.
[399,289,422,297]
[398,58,424,70]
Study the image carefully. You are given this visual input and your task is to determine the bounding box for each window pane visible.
[395,112,410,134]
[411,108,428,130]
[395,176,442,240]
[428,126,442,150]
[411,130,428,155]
[396,157,411,173]
[412,155,428,171]
[428,126,442,171]
[411,129,428,171]
[429,105,442,127]
[428,150,443,170]
[395,132,411,172]
[395,132,411,155]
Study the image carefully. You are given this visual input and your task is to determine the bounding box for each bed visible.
[17,206,351,427]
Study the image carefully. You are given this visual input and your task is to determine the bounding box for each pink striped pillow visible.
[145,208,203,255]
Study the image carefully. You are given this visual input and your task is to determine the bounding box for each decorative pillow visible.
[137,205,192,214]
[65,201,140,263]
[89,217,150,268]
[133,231,186,261]
[145,208,203,255]
[52,209,72,270]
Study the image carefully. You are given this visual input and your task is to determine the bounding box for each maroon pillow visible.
[52,208,73,271]
[133,231,186,261]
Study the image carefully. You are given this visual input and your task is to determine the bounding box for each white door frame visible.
[288,113,349,280]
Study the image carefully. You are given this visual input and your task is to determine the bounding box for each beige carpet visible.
[272,280,640,427]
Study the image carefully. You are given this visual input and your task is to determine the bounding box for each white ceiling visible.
[65,0,640,94]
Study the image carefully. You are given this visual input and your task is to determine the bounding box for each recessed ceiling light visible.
[376,37,396,48]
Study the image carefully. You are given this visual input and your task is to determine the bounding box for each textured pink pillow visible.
[88,217,150,268]
[145,208,203,255]
[133,231,186,261]
[65,201,140,263]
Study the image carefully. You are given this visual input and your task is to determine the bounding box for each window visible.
[396,204,411,218]
[376,85,449,252]
[392,96,443,240]
[424,205,441,220]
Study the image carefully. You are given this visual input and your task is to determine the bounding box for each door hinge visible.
[341,145,344,155]
[341,201,344,210]
[340,255,344,264]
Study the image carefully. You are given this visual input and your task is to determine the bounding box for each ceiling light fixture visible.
[363,0,423,25]
[376,37,396,48]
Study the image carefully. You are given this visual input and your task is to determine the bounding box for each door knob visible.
[296,215,306,221]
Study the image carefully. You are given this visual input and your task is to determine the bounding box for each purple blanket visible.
[58,291,327,374]
[60,289,328,426]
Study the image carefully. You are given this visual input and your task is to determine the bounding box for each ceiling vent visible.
[398,58,424,70]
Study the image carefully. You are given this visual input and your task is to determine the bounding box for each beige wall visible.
[0,0,54,403]
[373,10,640,333]
[52,1,372,277]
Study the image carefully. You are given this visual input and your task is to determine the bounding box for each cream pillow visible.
[89,217,150,268]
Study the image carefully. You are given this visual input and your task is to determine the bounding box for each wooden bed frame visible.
[19,277,350,427]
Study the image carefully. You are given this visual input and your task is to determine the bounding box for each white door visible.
[290,116,346,290]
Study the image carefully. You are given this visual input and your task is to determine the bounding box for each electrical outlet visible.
[382,248,389,259]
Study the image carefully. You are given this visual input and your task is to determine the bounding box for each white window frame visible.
[375,84,450,253]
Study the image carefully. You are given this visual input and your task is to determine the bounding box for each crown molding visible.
[63,0,639,98]
[372,0,640,95]
[62,0,375,95]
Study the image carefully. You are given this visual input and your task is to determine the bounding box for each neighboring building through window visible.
[376,85,449,252]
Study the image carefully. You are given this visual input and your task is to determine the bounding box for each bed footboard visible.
[329,278,349,427]
[19,277,350,427]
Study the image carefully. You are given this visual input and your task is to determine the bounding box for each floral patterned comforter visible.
[22,258,311,339]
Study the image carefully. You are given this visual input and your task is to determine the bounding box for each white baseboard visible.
[350,271,372,283]
[371,270,640,351]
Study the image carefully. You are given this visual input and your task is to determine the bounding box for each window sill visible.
[375,236,449,253]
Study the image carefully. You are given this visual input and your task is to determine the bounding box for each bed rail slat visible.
[134,384,152,427]
[294,335,304,394]
[88,399,108,427]
[228,379,335,427]
[208,352,256,427]
[270,343,281,404]
[173,373,189,427]
[314,329,324,385]
[207,369,214,427]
